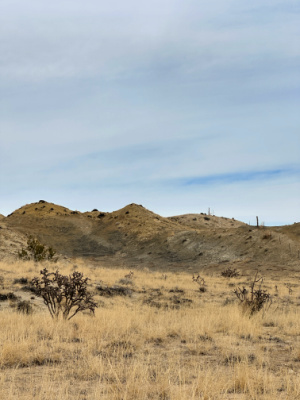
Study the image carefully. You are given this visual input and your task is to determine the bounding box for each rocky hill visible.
[1,200,299,273]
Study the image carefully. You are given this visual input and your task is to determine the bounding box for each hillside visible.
[2,200,299,273]
[0,219,28,261]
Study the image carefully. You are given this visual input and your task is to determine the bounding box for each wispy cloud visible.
[181,167,300,187]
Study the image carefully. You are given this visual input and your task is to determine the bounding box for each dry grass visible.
[0,259,300,399]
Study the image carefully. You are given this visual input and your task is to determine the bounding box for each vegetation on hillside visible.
[18,236,56,262]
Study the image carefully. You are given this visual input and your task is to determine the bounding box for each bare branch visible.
[31,268,97,320]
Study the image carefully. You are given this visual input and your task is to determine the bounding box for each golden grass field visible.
[0,259,300,399]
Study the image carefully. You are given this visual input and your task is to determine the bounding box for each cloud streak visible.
[181,167,300,187]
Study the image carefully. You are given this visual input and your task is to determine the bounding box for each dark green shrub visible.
[18,236,56,262]
[18,248,30,261]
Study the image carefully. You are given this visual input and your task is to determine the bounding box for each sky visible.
[0,0,299,225]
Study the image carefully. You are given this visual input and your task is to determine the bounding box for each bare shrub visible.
[233,271,271,315]
[221,268,240,278]
[192,274,206,292]
[285,283,293,295]
[31,268,97,320]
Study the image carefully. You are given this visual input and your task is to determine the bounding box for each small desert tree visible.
[31,268,97,320]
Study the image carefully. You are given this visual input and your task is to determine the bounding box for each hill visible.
[2,200,299,273]
[0,219,28,261]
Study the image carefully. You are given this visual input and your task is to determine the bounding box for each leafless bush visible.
[233,271,271,315]
[192,274,206,292]
[31,269,97,320]
[285,283,293,295]
[221,268,240,278]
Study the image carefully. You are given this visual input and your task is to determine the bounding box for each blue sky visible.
[0,0,299,225]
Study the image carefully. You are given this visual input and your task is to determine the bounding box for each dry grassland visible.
[0,260,300,399]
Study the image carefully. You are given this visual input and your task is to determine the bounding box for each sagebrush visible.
[18,236,56,262]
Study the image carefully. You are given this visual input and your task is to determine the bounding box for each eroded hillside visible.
[1,200,299,272]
